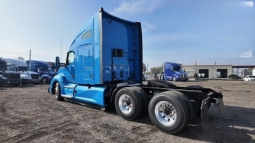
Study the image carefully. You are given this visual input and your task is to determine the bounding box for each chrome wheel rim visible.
[154,101,177,126]
[118,94,132,114]
[55,83,59,98]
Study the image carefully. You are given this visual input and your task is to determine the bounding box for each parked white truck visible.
[4,58,40,85]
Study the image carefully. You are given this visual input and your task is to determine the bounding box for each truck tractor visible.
[26,60,54,84]
[48,8,224,134]
[163,62,189,81]
[0,57,21,86]
[4,58,40,85]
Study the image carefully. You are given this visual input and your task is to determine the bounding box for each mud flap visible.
[218,98,225,114]
[201,98,210,130]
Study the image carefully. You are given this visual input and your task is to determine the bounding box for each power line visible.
[0,50,55,59]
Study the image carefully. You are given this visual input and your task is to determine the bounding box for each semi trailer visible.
[48,8,224,133]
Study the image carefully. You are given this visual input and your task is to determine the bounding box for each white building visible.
[182,65,232,78]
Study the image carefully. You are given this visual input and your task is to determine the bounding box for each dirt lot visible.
[0,80,255,143]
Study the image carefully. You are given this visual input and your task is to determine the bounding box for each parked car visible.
[228,74,241,80]
[243,75,255,81]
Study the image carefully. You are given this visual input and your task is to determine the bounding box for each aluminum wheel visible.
[55,82,59,98]
[154,101,177,126]
[118,94,133,114]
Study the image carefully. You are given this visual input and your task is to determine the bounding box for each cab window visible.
[81,30,92,39]
[67,52,75,65]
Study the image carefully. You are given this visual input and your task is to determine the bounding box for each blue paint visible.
[49,8,143,107]
[74,85,105,106]
[163,62,189,81]
[26,60,55,84]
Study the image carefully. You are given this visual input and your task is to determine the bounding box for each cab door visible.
[65,51,75,83]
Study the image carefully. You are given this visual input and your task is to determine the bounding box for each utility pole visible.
[61,39,62,63]
[29,49,31,67]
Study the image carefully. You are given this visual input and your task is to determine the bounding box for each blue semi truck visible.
[163,62,189,81]
[26,60,54,84]
[48,8,224,133]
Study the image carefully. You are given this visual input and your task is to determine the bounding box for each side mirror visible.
[55,56,60,68]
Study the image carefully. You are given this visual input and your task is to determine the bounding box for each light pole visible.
[61,39,62,63]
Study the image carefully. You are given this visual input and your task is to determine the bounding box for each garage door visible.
[198,69,209,78]
[217,69,228,78]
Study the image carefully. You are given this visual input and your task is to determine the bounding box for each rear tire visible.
[172,91,194,124]
[55,82,63,101]
[148,91,189,134]
[173,77,176,81]
[129,86,149,117]
[115,87,142,120]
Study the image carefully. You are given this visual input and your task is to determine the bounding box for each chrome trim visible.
[99,9,103,84]
[63,86,75,89]
[61,94,72,98]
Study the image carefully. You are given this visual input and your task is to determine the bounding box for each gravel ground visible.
[0,80,255,143]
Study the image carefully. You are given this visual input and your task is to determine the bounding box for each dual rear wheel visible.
[148,91,194,133]
[115,87,195,134]
[114,87,148,120]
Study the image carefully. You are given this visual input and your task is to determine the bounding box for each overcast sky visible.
[0,0,254,69]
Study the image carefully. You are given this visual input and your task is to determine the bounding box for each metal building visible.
[182,65,232,78]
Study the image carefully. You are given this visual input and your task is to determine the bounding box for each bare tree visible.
[143,63,146,72]
[18,57,25,60]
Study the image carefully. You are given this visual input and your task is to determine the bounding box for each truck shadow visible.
[88,100,254,142]
[174,105,255,142]
[125,105,255,142]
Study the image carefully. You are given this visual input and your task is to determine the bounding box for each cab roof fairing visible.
[68,7,140,52]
